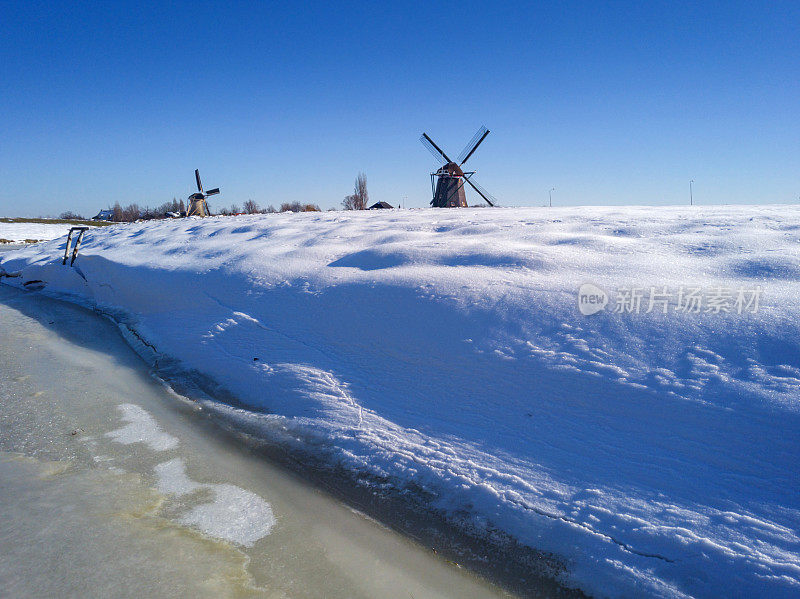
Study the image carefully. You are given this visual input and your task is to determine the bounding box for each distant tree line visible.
[59,171,371,222]
[217,200,321,215]
[69,198,324,222]
[58,210,86,220]
[89,198,189,222]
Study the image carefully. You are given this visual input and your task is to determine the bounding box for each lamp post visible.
[690,179,694,206]
[549,187,555,208]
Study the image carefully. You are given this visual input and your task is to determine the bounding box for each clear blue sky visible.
[1,1,798,216]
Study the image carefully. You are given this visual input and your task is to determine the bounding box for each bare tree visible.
[342,172,368,210]
[342,195,356,210]
[121,203,141,221]
[279,202,321,213]
[355,172,368,208]
[243,199,260,214]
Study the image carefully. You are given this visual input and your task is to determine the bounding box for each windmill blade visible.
[195,169,203,192]
[420,133,452,165]
[205,188,220,196]
[457,126,489,165]
[464,176,497,207]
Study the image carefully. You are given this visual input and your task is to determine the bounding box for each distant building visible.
[92,209,114,221]
[368,201,394,209]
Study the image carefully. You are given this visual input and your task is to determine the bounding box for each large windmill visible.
[420,126,497,207]
[186,169,220,217]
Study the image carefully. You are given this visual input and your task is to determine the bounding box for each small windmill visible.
[420,126,497,207]
[186,169,220,217]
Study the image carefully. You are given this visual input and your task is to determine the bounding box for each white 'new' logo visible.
[578,283,608,315]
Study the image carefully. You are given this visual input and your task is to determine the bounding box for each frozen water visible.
[156,457,276,547]
[106,403,179,451]
[154,456,203,495]
[0,283,510,598]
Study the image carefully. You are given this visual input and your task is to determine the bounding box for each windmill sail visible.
[457,126,489,165]
[464,176,497,207]
[420,133,450,165]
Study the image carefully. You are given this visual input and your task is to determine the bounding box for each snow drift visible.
[2,205,799,598]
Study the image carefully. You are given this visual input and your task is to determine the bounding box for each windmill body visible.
[432,162,468,208]
[186,169,220,217]
[420,127,497,208]
[187,192,209,217]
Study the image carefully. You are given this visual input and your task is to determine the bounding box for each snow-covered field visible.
[2,205,799,598]
[0,221,96,243]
